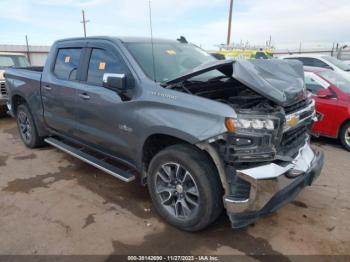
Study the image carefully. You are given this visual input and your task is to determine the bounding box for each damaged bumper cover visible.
[224,141,324,228]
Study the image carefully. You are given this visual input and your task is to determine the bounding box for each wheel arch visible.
[11,93,49,137]
[140,133,225,191]
[338,118,350,138]
[11,94,27,115]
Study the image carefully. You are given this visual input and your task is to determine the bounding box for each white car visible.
[280,54,350,81]
[0,52,30,116]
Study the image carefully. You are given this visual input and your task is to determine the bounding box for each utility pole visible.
[80,10,90,37]
[226,0,234,48]
[25,35,31,64]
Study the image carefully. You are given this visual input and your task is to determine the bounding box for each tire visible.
[340,121,350,151]
[0,105,7,118]
[147,144,223,231]
[16,104,44,148]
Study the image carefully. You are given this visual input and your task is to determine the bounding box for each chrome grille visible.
[284,99,312,114]
[279,125,308,158]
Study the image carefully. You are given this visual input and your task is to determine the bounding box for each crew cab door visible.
[41,45,84,137]
[73,42,137,163]
[304,72,337,136]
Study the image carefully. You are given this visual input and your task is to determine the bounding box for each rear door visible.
[42,45,84,137]
[73,41,137,164]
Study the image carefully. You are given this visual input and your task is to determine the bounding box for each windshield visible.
[319,70,350,94]
[125,42,222,82]
[322,56,350,71]
[0,55,29,69]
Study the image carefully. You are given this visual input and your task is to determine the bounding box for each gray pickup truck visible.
[5,36,324,231]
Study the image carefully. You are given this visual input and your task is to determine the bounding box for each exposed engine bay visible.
[171,77,281,114]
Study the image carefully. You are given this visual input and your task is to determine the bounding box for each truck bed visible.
[4,67,43,116]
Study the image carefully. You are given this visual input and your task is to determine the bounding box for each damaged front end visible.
[166,59,324,228]
[202,96,323,228]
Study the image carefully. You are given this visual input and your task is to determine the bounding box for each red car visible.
[304,66,350,150]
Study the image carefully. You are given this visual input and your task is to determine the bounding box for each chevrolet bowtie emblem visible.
[287,116,300,127]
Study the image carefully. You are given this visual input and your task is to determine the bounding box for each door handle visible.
[43,85,52,91]
[79,93,90,100]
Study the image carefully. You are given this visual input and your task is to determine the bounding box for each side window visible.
[299,57,330,68]
[297,58,311,66]
[53,48,81,80]
[304,74,324,94]
[310,58,330,68]
[87,49,126,86]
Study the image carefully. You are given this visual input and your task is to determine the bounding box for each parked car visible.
[0,52,30,117]
[304,66,350,150]
[335,45,350,64]
[4,36,324,231]
[281,54,350,82]
[215,49,273,61]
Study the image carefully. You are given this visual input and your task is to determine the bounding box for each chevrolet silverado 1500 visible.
[5,37,324,231]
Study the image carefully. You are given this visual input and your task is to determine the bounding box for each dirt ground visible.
[0,115,349,259]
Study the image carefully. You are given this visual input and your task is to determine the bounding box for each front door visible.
[74,44,137,163]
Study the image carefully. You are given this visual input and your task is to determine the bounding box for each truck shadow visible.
[64,157,289,259]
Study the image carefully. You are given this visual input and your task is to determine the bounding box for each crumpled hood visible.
[166,59,307,106]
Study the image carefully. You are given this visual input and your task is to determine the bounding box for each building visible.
[0,44,50,66]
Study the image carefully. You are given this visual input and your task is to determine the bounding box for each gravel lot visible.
[0,115,349,258]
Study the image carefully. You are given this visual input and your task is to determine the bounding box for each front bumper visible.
[224,141,324,228]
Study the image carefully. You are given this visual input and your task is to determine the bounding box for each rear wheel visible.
[147,144,223,231]
[340,122,350,151]
[16,104,44,148]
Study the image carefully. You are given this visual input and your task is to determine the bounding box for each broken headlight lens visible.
[233,118,275,130]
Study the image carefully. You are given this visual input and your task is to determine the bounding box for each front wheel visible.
[340,122,350,151]
[147,144,223,231]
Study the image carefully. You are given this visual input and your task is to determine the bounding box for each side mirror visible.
[103,73,126,92]
[316,88,334,98]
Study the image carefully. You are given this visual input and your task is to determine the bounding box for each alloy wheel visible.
[155,162,200,219]
[345,127,350,147]
[18,110,32,144]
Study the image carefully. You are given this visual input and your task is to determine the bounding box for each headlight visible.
[232,118,275,131]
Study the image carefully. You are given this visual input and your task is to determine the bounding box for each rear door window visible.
[308,58,330,68]
[53,48,82,80]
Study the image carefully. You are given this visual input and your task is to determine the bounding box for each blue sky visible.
[1,0,349,50]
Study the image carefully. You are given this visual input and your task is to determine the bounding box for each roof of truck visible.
[55,36,182,44]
